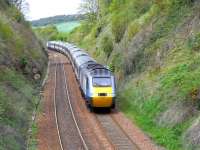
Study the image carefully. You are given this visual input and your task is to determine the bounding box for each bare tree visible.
[8,0,29,13]
[80,0,99,21]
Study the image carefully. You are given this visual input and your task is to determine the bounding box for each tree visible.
[8,0,29,13]
[80,0,99,21]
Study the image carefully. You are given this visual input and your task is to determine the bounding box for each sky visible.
[26,0,82,20]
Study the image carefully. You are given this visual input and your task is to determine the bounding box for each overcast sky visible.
[26,0,82,20]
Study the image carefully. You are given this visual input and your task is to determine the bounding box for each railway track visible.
[53,60,88,150]
[48,52,156,150]
[53,63,64,150]
[58,54,139,150]
[95,114,139,150]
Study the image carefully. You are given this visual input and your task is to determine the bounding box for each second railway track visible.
[95,114,139,150]
[53,60,88,150]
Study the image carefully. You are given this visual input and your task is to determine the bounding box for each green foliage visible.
[109,53,122,73]
[0,2,47,150]
[127,21,141,41]
[14,37,24,56]
[0,134,22,150]
[160,61,200,97]
[100,35,113,58]
[99,0,112,16]
[0,67,40,149]
[34,25,59,41]
[111,13,128,43]
[119,76,191,150]
[127,4,159,40]
[7,6,24,22]
[0,88,9,121]
[68,21,95,44]
[55,21,80,33]
[150,9,188,44]
[187,33,200,51]
[28,123,38,150]
[0,18,13,39]
[20,56,28,68]
[109,0,126,12]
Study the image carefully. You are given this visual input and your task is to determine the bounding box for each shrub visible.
[111,13,128,43]
[8,7,25,22]
[0,18,13,40]
[187,33,200,51]
[100,35,113,58]
[0,88,8,121]
[127,21,140,41]
[34,25,59,41]
[20,56,28,69]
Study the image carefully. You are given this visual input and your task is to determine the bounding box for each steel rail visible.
[53,62,64,150]
[62,64,89,150]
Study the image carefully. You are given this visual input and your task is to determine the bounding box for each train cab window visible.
[86,77,89,89]
[92,77,111,87]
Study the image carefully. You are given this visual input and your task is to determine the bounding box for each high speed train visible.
[47,41,116,110]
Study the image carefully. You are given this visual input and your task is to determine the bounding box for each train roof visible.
[80,62,112,77]
[71,51,88,59]
[74,55,94,67]
[89,67,112,77]
[47,41,113,77]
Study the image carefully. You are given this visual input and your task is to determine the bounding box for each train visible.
[47,41,116,110]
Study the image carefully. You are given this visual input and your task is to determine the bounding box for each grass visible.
[118,72,194,149]
[28,123,38,150]
[0,16,13,40]
[0,68,40,149]
[0,2,47,150]
[100,35,113,58]
[55,21,80,33]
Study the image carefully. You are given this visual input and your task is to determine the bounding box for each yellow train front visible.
[79,63,116,110]
[91,76,115,108]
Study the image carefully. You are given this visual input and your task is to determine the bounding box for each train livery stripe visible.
[92,87,113,107]
[92,87,113,96]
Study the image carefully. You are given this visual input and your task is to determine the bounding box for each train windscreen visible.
[92,77,111,87]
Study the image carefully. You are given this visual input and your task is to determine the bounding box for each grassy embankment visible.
[65,0,200,149]
[0,1,47,149]
[56,21,80,32]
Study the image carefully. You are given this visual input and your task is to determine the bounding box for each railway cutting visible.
[37,43,159,150]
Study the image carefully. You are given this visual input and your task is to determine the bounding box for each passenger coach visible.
[47,41,116,110]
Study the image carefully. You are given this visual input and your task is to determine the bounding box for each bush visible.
[0,18,13,40]
[100,35,113,58]
[20,56,28,69]
[127,21,140,41]
[8,7,24,23]
[111,13,128,43]
[187,33,200,51]
[34,25,59,41]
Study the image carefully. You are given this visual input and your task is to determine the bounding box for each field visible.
[55,21,80,33]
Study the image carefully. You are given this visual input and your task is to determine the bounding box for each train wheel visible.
[80,89,84,97]
[89,106,94,112]
[111,102,115,109]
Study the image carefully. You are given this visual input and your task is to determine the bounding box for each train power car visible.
[47,41,116,110]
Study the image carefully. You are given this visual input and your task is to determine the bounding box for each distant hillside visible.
[31,14,85,27]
